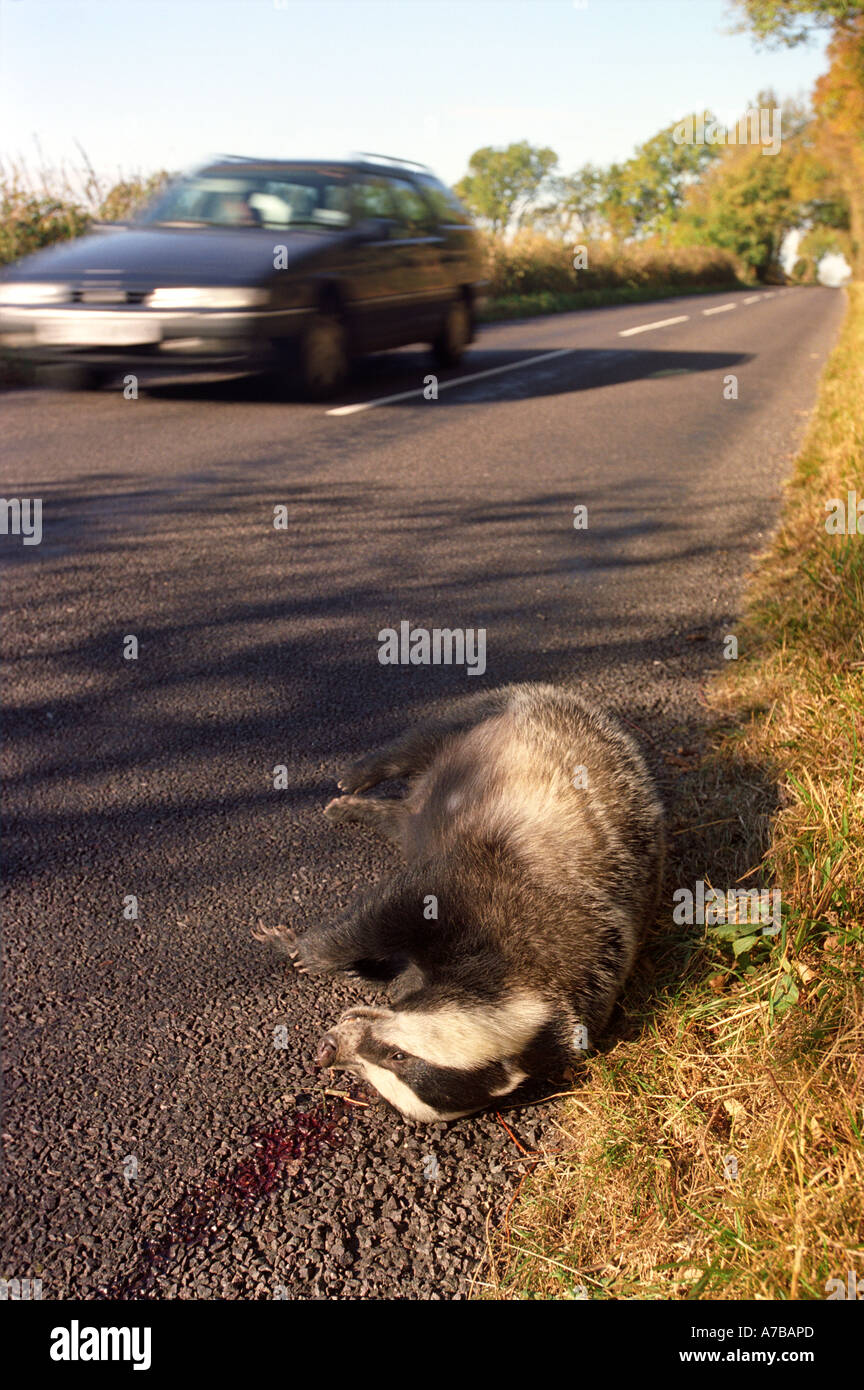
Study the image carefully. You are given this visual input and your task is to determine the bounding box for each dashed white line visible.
[327,286,777,416]
[326,346,580,415]
[743,295,762,304]
[617,315,689,338]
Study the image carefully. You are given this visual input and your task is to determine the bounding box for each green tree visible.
[731,0,863,47]
[733,1,864,271]
[592,117,724,240]
[454,141,559,234]
[532,164,605,239]
[671,96,782,278]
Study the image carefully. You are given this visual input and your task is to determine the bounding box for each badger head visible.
[315,993,552,1122]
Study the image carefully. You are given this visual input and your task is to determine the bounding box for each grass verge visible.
[481,284,864,1302]
[481,281,745,322]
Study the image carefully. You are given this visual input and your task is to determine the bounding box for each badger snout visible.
[315,1008,389,1069]
[315,1033,339,1066]
[315,1024,357,1067]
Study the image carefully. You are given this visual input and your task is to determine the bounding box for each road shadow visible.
[131,345,753,407]
[3,460,781,920]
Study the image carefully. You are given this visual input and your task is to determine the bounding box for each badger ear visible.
[389,962,427,1004]
[339,872,438,986]
[353,865,497,992]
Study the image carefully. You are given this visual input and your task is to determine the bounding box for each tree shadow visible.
[1,420,785,1298]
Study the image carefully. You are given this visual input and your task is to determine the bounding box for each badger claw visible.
[251,921,310,973]
[251,919,294,946]
[335,758,377,795]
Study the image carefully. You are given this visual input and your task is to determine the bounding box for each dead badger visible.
[266,683,664,1122]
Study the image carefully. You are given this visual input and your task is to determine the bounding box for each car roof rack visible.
[353,152,433,172]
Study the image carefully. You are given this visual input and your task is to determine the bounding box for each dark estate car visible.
[0,154,487,396]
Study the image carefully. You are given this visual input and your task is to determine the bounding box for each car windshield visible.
[137,171,353,230]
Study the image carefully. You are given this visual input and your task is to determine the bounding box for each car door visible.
[346,176,402,351]
[383,176,445,345]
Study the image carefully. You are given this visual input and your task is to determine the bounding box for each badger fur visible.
[272,683,664,1122]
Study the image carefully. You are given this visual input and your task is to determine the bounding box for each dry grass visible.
[0,155,169,265]
[483,231,741,300]
[482,285,864,1301]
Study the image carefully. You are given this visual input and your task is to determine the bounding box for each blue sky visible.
[1,0,830,188]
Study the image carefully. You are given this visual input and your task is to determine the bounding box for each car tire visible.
[76,366,115,391]
[432,297,471,368]
[296,309,350,399]
[40,364,114,391]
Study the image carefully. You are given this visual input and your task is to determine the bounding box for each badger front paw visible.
[287,930,347,977]
[323,794,367,823]
[251,920,295,952]
[335,757,379,794]
[255,922,319,978]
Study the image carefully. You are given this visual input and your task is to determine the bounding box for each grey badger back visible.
[267,684,664,1122]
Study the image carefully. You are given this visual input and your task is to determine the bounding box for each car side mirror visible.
[354,216,394,241]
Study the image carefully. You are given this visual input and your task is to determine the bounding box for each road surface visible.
[0,285,844,1298]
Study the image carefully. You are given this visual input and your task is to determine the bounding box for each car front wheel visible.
[432,297,471,368]
[297,309,349,399]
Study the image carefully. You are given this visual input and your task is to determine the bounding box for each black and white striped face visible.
[315,995,550,1122]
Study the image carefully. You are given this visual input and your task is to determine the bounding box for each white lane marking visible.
[326,346,580,415]
[617,315,689,338]
[763,291,775,298]
[703,302,737,315]
[743,295,762,304]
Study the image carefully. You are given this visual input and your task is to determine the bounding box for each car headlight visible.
[0,282,70,306]
[145,286,268,310]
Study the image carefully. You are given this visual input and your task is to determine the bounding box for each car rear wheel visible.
[297,309,349,399]
[432,297,471,368]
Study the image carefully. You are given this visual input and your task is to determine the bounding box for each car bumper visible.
[0,304,312,370]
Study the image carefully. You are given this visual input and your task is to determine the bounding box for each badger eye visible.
[390,1050,407,1063]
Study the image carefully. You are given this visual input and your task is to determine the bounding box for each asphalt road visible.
[0,285,845,1299]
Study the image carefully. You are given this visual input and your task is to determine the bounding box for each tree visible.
[682,151,794,278]
[731,0,863,47]
[733,2,864,271]
[531,164,605,239]
[590,117,724,240]
[672,95,801,279]
[454,142,559,235]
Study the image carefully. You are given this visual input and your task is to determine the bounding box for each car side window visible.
[352,179,394,223]
[416,174,472,225]
[386,178,435,237]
